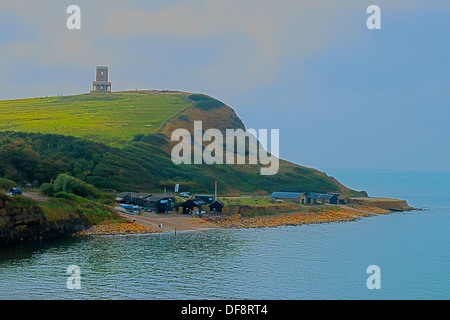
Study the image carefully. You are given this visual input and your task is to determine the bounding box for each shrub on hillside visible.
[40,183,55,197]
[53,174,99,198]
[54,191,74,200]
[41,174,100,199]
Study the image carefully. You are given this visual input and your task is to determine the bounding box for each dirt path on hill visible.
[21,191,49,202]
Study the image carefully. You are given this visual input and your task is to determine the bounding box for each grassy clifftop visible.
[0,91,366,196]
[0,92,191,147]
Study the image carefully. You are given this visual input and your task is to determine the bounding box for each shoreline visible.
[74,205,405,237]
[74,211,220,237]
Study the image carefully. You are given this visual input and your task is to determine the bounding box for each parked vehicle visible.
[10,188,22,195]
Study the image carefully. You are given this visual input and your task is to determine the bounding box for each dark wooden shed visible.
[209,200,225,213]
[180,199,206,215]
[142,196,174,213]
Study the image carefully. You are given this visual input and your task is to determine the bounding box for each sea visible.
[0,169,448,300]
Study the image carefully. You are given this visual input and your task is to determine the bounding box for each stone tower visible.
[91,66,111,93]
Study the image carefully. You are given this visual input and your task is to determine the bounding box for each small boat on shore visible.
[119,203,133,210]
[119,203,143,215]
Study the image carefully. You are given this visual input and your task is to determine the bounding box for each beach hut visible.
[337,195,346,204]
[316,193,344,205]
[180,199,206,215]
[209,199,225,213]
[141,196,174,213]
[115,192,131,202]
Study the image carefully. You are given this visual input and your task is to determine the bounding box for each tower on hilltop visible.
[91,66,111,93]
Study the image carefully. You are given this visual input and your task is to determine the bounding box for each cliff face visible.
[0,196,89,245]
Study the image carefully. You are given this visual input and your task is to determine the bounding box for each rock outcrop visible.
[0,195,89,245]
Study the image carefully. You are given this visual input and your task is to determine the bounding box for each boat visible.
[119,203,143,215]
[119,203,133,210]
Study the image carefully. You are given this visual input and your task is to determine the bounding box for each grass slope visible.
[0,92,191,148]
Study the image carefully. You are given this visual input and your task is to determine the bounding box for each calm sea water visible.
[0,169,448,300]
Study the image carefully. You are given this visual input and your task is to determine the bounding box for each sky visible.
[0,0,449,172]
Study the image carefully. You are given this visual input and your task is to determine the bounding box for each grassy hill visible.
[0,92,192,148]
[0,91,366,196]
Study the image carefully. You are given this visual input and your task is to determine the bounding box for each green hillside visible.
[0,92,192,147]
[0,91,366,196]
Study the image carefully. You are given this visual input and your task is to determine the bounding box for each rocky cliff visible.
[0,194,89,245]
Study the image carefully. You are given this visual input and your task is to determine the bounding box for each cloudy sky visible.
[1,0,449,172]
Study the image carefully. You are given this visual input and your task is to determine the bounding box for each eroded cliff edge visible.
[0,194,89,245]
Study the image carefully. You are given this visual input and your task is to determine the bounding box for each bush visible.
[54,191,74,200]
[54,174,99,198]
[51,174,100,199]
[40,183,55,197]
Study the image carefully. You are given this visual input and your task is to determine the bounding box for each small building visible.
[131,193,152,206]
[307,192,318,204]
[299,192,317,205]
[180,199,206,215]
[209,199,225,213]
[115,192,175,213]
[194,194,215,204]
[334,194,346,205]
[271,191,303,200]
[271,191,317,204]
[141,196,174,213]
[316,193,334,204]
[91,66,111,93]
[316,193,345,205]
[116,192,151,205]
[115,192,129,200]
[115,192,132,203]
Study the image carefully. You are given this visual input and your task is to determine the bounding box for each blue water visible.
[0,169,448,300]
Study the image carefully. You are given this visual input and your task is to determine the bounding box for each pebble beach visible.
[74,206,390,237]
[74,222,161,237]
[206,206,388,229]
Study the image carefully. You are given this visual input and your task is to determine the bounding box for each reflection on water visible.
[1,230,263,299]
